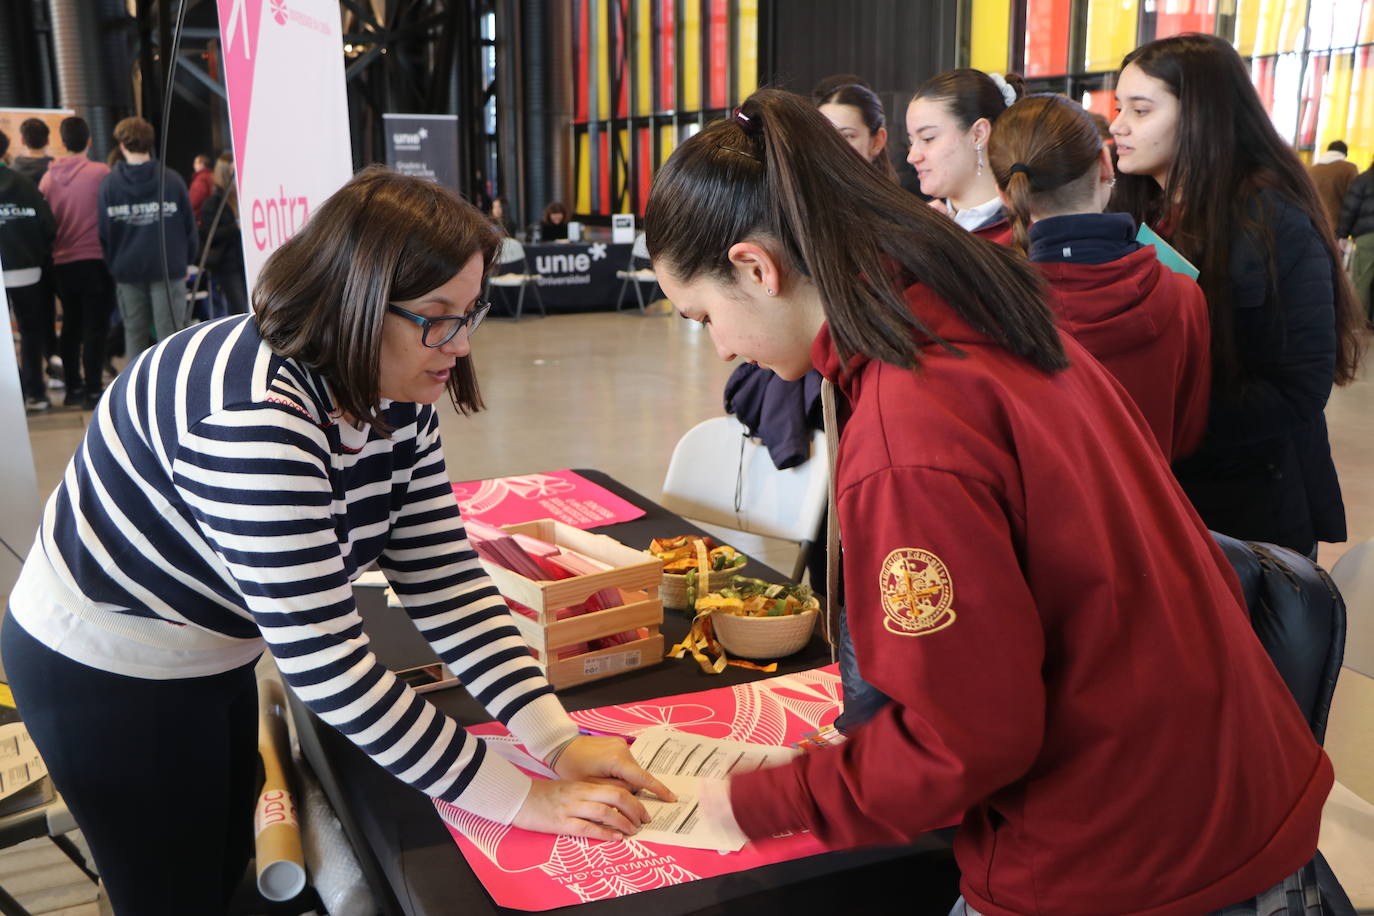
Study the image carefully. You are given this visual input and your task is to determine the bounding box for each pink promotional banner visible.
[452,470,647,530]
[217,0,353,292]
[435,666,844,910]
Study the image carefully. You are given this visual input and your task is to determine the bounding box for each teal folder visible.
[1136,223,1200,280]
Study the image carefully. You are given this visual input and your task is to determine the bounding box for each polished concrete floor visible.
[7,310,1374,908]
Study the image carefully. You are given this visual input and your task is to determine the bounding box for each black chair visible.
[1210,532,1347,744]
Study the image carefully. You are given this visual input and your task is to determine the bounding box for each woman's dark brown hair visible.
[644,88,1066,374]
[989,94,1105,253]
[254,166,499,434]
[1111,32,1364,389]
[817,83,898,182]
[911,69,1025,130]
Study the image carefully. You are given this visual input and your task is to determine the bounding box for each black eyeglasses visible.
[386,300,491,348]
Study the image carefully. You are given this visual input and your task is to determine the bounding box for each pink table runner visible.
[452,470,646,530]
[434,665,844,910]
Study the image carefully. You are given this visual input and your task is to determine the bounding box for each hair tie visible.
[732,106,761,136]
[988,72,1017,108]
[1008,163,1032,179]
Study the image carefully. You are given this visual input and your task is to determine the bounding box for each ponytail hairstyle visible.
[817,83,898,182]
[988,94,1105,253]
[1111,32,1364,389]
[911,68,1025,131]
[644,88,1066,374]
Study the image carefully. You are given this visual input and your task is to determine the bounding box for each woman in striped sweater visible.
[2,167,669,915]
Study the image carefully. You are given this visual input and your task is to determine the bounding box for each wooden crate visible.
[480,519,664,688]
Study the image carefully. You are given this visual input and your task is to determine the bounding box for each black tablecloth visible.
[290,470,958,916]
[495,242,636,313]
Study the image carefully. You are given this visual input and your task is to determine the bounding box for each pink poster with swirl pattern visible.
[434,666,844,910]
[451,470,646,530]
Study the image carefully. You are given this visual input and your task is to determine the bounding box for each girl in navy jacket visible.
[988,92,1211,461]
[1111,33,1365,555]
[644,88,1329,916]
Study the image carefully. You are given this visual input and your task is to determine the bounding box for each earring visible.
[975,143,985,177]
[1109,177,1117,188]
[766,288,775,296]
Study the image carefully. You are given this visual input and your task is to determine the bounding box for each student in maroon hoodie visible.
[39,116,114,409]
[645,89,1331,916]
[905,69,1024,244]
[987,93,1210,460]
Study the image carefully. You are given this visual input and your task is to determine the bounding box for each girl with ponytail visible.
[645,88,1329,916]
[988,93,1211,459]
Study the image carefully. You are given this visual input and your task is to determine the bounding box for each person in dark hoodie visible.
[0,129,58,412]
[1112,34,1365,557]
[646,89,1332,916]
[40,116,114,410]
[98,116,198,361]
[988,92,1211,461]
[12,119,54,185]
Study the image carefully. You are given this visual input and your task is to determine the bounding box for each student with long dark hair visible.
[905,68,1024,242]
[1111,32,1365,556]
[816,83,897,182]
[4,168,670,915]
[988,93,1211,460]
[646,88,1330,916]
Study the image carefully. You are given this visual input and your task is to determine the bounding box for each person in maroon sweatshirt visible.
[645,89,1331,916]
[987,93,1211,461]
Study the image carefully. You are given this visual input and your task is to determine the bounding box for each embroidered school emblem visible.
[879,548,956,637]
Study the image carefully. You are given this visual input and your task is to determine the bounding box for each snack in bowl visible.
[648,535,749,609]
[695,576,819,660]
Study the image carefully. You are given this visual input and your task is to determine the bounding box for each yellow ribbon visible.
[666,610,777,675]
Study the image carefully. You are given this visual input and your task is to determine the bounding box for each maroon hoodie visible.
[1035,245,1211,460]
[39,155,111,265]
[728,282,1331,916]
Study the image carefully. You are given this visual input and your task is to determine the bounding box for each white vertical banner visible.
[0,257,42,605]
[217,0,354,294]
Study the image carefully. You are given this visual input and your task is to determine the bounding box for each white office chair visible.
[660,416,828,582]
[1321,541,1374,908]
[615,233,660,314]
[486,238,546,321]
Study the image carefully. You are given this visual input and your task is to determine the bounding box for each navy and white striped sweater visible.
[12,315,576,822]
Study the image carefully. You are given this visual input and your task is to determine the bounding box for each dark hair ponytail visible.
[645,88,1066,374]
[817,83,898,181]
[989,94,1104,253]
[1111,32,1364,389]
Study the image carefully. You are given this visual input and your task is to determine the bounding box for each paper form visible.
[628,727,798,851]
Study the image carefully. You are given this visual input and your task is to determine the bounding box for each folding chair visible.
[486,238,546,320]
[659,416,828,582]
[615,233,661,314]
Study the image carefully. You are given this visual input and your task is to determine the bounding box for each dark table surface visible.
[290,470,957,916]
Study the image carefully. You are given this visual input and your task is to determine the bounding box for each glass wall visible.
[972,0,1374,169]
[570,0,759,217]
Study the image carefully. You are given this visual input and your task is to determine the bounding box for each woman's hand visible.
[552,736,677,803]
[512,778,650,842]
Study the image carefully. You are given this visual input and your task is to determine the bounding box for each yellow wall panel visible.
[617,128,631,210]
[738,0,759,97]
[576,132,592,213]
[1085,0,1137,71]
[637,0,652,116]
[970,0,1011,73]
[597,3,610,120]
[683,0,702,111]
[1348,49,1374,167]
[659,124,677,165]
[1234,0,1261,56]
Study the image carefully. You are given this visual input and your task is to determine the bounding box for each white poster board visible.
[0,258,42,606]
[217,0,354,293]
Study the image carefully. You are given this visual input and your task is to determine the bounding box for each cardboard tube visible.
[255,679,307,902]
